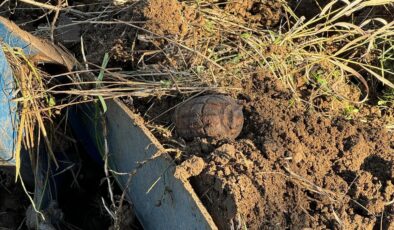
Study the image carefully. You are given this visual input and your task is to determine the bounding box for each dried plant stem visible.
[19,0,60,11]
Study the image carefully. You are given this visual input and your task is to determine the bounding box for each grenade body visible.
[174,95,244,140]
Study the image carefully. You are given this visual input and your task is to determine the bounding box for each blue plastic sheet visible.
[0,42,18,164]
[0,20,39,164]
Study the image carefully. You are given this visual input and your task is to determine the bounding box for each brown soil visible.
[143,0,190,38]
[223,0,283,27]
[132,72,394,229]
[185,75,394,229]
[80,0,205,66]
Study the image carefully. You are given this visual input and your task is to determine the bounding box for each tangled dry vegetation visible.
[109,0,394,124]
[2,0,394,228]
[6,0,394,140]
[74,0,394,147]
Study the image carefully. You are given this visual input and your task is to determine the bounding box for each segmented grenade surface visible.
[174,95,244,140]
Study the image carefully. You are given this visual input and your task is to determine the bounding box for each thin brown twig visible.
[50,0,63,42]
[19,0,91,17]
[19,0,60,11]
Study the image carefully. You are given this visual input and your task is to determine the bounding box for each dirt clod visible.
[224,0,283,27]
[175,156,206,182]
[193,143,265,229]
[144,0,190,37]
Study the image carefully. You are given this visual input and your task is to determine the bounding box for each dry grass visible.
[6,0,393,172]
[2,44,58,179]
[50,0,391,120]
[127,0,394,125]
[185,0,394,101]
